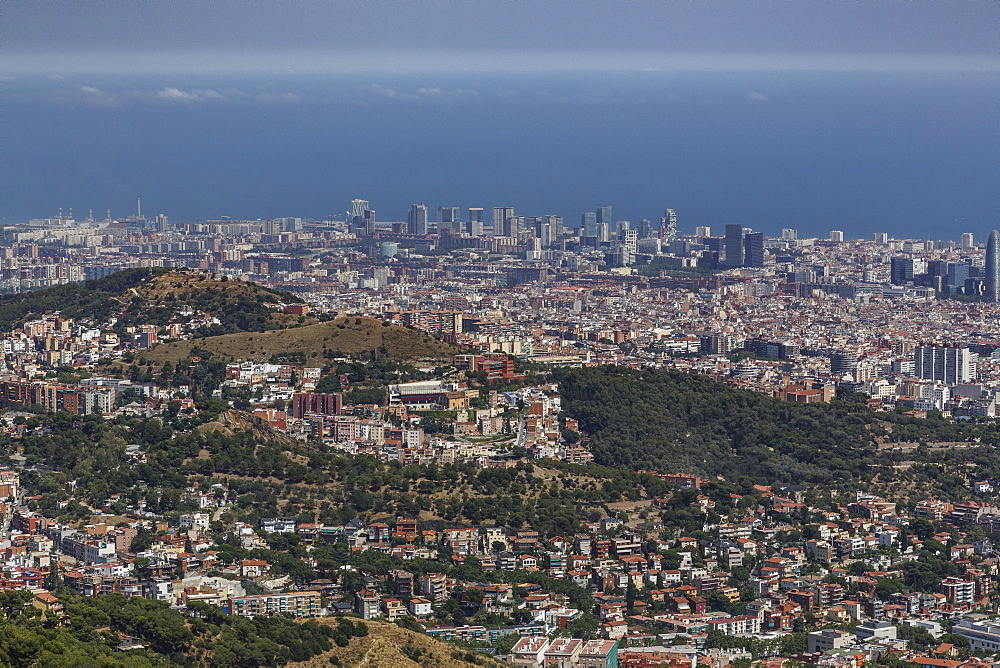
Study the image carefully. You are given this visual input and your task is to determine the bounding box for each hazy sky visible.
[5,0,997,74]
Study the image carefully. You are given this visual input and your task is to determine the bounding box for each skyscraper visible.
[623,229,638,256]
[437,206,461,226]
[661,209,677,238]
[468,208,484,237]
[351,199,375,234]
[544,215,563,245]
[637,219,652,239]
[829,230,845,242]
[890,257,925,285]
[914,344,974,384]
[724,224,744,267]
[492,207,514,236]
[407,203,428,235]
[781,228,797,241]
[961,232,974,250]
[596,206,612,228]
[581,212,597,237]
[351,199,369,220]
[985,230,1000,302]
[504,215,523,238]
[743,232,764,267]
[597,222,609,243]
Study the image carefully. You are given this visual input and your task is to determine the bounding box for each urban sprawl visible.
[1,201,1000,667]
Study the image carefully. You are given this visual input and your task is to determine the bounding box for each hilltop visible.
[137,315,465,365]
[119,270,306,334]
[290,619,501,667]
[0,268,304,334]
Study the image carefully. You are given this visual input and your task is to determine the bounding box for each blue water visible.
[2,71,996,240]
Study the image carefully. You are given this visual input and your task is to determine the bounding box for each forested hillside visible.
[0,589,338,666]
[555,366,978,486]
[0,268,303,334]
[0,267,170,330]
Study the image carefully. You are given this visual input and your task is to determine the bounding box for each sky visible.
[2,1,997,238]
[5,1,996,74]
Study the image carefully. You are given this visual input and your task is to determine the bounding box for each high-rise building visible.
[830,230,845,242]
[961,232,975,250]
[596,206,613,228]
[914,345,974,384]
[623,229,638,255]
[873,232,889,244]
[492,207,514,236]
[351,199,375,234]
[947,262,971,288]
[694,226,712,238]
[537,220,552,247]
[830,350,859,376]
[597,222,609,243]
[637,219,652,239]
[743,232,764,267]
[661,209,677,238]
[504,215,523,238]
[407,203,428,235]
[581,212,597,237]
[890,257,926,285]
[724,224,744,267]
[351,199,369,220]
[985,230,1000,302]
[544,215,563,245]
[468,208,484,237]
[437,206,460,227]
[781,228,797,241]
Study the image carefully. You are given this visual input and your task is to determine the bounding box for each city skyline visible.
[20,199,997,247]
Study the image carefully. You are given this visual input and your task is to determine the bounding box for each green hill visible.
[0,268,304,334]
[290,619,501,667]
[138,316,464,365]
[0,590,337,666]
[554,366,973,486]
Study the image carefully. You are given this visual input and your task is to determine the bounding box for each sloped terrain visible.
[140,316,464,364]
[290,619,502,668]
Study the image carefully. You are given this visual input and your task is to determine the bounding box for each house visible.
[602,619,628,639]
[355,590,381,620]
[544,638,583,667]
[259,517,297,534]
[510,636,549,668]
[240,560,270,578]
[579,639,619,668]
[381,597,408,621]
[408,597,433,617]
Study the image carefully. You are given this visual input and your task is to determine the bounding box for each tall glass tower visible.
[407,203,428,235]
[986,230,1000,302]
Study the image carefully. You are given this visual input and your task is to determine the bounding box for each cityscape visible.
[0,198,994,665]
[2,0,997,666]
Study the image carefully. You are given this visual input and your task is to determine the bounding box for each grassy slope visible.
[289,620,502,668]
[139,316,464,364]
[133,271,302,307]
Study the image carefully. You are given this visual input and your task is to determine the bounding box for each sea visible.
[2,70,996,240]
